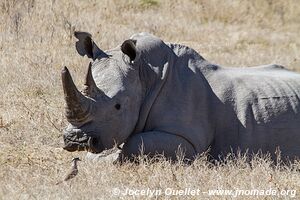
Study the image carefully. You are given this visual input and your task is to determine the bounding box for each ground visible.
[1,0,300,199]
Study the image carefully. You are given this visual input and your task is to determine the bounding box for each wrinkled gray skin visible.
[62,32,300,162]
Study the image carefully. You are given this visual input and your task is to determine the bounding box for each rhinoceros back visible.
[206,64,300,157]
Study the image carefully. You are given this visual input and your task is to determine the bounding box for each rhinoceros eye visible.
[114,103,121,110]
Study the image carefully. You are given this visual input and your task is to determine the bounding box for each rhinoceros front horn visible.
[62,67,91,125]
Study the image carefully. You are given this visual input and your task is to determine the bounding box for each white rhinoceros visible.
[62,32,300,161]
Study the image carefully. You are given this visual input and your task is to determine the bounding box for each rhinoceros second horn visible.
[83,62,99,97]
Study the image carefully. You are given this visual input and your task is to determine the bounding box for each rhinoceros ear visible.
[74,31,108,60]
[121,39,137,62]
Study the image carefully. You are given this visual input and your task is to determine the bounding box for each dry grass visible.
[1,0,300,199]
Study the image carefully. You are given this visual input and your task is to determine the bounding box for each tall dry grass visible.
[1,0,300,199]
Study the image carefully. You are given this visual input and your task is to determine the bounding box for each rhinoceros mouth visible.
[63,130,104,153]
[87,137,104,153]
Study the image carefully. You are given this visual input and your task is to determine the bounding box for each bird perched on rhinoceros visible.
[62,31,300,162]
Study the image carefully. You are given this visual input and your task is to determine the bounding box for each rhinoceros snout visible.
[63,141,88,152]
[63,129,104,153]
[63,128,89,151]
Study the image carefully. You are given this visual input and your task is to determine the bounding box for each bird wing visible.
[64,169,78,181]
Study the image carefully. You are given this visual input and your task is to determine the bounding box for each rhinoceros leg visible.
[118,131,196,162]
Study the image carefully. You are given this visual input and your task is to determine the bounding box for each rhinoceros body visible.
[62,32,300,161]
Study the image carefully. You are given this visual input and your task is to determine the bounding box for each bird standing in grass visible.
[56,157,81,184]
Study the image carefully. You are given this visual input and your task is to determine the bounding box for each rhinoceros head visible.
[62,32,143,153]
